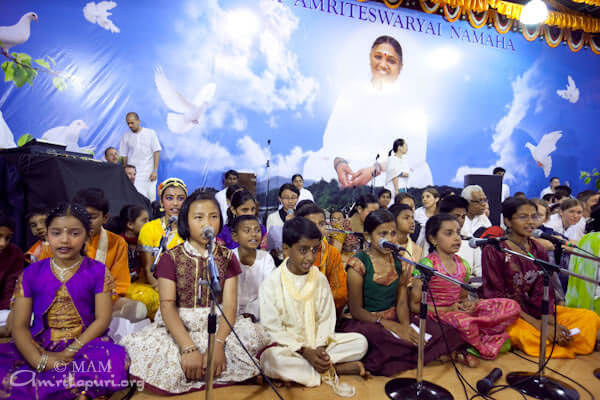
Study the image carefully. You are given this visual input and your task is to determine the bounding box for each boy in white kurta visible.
[259,217,368,389]
[232,215,276,320]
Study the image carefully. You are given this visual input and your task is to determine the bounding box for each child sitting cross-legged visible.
[121,190,271,394]
[259,217,368,395]
[0,203,129,399]
[72,188,148,323]
[339,209,464,376]
[411,214,521,363]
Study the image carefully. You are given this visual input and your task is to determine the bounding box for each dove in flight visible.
[83,1,120,33]
[41,120,95,153]
[525,130,562,178]
[154,66,216,134]
[556,76,579,104]
[0,12,38,56]
[0,110,16,149]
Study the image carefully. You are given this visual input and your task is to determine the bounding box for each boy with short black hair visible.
[24,208,51,263]
[231,215,275,321]
[295,202,348,315]
[259,217,368,392]
[72,188,147,322]
[0,211,24,337]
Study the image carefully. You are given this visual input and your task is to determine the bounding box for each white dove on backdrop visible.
[154,66,216,134]
[556,76,579,104]
[525,130,562,178]
[0,111,16,149]
[41,120,95,153]
[0,12,38,56]
[83,1,120,33]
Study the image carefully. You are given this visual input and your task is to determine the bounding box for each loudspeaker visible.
[238,172,257,196]
[464,174,502,226]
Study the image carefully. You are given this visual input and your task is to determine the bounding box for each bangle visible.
[66,345,80,353]
[180,345,198,355]
[375,316,382,325]
[36,352,48,373]
[215,338,225,345]
[74,337,84,347]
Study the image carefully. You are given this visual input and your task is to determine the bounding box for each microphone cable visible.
[207,284,286,400]
[508,349,595,400]
[468,300,562,400]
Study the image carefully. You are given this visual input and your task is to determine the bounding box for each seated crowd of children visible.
[0,176,599,399]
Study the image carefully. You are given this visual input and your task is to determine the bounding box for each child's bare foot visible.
[334,361,370,378]
[451,351,479,368]
[270,379,293,388]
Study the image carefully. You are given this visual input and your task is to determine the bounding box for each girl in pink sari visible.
[411,214,520,361]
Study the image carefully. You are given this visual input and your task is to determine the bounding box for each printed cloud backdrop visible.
[1,0,599,196]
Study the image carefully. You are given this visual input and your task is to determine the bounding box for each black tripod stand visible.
[495,245,600,400]
[385,252,477,399]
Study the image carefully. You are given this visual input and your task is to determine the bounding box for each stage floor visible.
[125,350,600,399]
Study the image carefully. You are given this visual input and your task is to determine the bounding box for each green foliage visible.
[580,169,600,191]
[52,76,67,91]
[2,52,37,87]
[17,134,34,147]
[1,52,68,90]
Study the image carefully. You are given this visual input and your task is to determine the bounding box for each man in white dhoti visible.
[119,112,162,201]
[259,217,368,393]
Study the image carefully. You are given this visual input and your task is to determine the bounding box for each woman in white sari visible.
[384,138,410,203]
[303,35,432,189]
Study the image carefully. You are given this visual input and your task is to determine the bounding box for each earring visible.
[160,203,164,212]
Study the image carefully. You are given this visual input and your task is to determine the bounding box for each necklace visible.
[51,257,82,282]
[507,235,533,257]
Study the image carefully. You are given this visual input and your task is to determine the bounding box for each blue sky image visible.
[1,0,599,195]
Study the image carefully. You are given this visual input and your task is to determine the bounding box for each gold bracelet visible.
[36,353,48,373]
[66,345,80,353]
[180,345,198,355]
[74,337,84,347]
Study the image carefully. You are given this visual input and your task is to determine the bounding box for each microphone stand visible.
[385,252,476,400]
[371,154,380,195]
[265,139,271,216]
[150,222,172,273]
[494,244,600,400]
[563,247,600,263]
[201,237,221,400]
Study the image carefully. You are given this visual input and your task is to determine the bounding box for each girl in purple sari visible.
[0,203,129,400]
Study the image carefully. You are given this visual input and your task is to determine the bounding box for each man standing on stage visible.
[119,112,162,201]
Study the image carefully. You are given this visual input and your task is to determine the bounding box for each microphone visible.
[468,237,507,248]
[476,367,502,394]
[378,239,407,252]
[151,216,178,273]
[376,154,380,160]
[532,229,567,246]
[202,225,215,241]
[202,226,221,293]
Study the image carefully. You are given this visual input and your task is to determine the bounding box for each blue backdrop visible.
[1,0,598,196]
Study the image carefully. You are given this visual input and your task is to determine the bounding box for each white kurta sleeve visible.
[118,134,128,158]
[150,129,162,152]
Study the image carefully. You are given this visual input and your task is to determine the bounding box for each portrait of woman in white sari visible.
[303,35,433,189]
